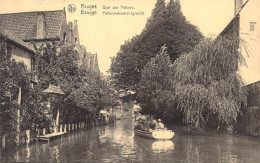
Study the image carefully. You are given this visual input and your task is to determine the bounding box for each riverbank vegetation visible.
[0,40,118,139]
[110,0,202,91]
[111,0,247,131]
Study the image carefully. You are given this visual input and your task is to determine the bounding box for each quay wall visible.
[236,81,260,136]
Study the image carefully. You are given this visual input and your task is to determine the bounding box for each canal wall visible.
[236,81,260,137]
[1,121,86,149]
[1,114,117,149]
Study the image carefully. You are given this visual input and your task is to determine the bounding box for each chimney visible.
[73,20,80,45]
[37,12,45,39]
[235,0,243,15]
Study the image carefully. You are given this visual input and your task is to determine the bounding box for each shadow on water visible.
[1,119,260,162]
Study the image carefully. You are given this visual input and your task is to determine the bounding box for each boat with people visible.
[134,115,174,140]
[134,128,174,140]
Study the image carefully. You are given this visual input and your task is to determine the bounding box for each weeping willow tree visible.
[172,36,248,129]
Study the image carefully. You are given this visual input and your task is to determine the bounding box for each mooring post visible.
[2,134,6,149]
[54,126,57,133]
[68,123,71,131]
[64,124,67,132]
[60,124,63,133]
[43,128,46,135]
[25,130,30,144]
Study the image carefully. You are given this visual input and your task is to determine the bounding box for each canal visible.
[1,118,260,162]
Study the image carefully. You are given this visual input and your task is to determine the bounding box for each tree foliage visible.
[33,42,118,124]
[137,36,248,130]
[0,38,49,132]
[110,0,203,90]
[137,45,173,113]
[172,37,247,129]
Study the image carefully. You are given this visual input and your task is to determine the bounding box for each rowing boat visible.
[134,128,174,140]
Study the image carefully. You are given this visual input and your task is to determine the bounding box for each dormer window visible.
[250,22,256,32]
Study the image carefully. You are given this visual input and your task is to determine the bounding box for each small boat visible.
[134,128,174,140]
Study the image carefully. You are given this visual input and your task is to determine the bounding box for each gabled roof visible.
[0,10,65,41]
[0,27,35,54]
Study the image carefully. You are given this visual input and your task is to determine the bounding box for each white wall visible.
[11,46,32,71]
[239,0,260,84]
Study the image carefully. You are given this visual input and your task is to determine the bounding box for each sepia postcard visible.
[0,0,259,162]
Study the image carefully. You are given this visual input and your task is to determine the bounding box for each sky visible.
[0,0,235,75]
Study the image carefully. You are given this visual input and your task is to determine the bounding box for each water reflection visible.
[25,143,30,161]
[152,140,174,153]
[1,119,260,162]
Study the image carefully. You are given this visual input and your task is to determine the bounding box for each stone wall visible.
[236,81,260,136]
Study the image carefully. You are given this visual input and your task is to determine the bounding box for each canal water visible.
[1,119,260,162]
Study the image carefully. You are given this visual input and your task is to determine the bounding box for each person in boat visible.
[145,117,152,131]
[148,116,156,130]
[135,118,146,130]
[152,119,158,130]
[157,119,165,129]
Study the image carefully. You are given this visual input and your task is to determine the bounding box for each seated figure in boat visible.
[157,119,165,129]
[135,118,146,130]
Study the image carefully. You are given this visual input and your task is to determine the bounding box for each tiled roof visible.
[0,10,64,40]
[0,27,35,54]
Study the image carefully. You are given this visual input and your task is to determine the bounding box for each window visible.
[250,22,256,32]
[63,33,67,41]
[7,45,12,56]
[75,37,78,44]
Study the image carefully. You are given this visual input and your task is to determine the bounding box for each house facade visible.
[0,8,101,73]
[0,27,35,70]
[220,0,260,85]
[0,9,75,46]
[237,0,260,85]
[220,0,260,108]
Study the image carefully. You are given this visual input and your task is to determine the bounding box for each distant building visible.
[0,27,35,70]
[81,51,100,72]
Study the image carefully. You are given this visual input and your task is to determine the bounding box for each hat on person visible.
[158,119,161,122]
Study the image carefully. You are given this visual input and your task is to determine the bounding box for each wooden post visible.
[25,130,30,144]
[60,124,63,133]
[36,128,40,137]
[75,123,77,130]
[56,109,60,127]
[68,123,71,131]
[72,123,74,130]
[54,127,57,133]
[16,87,22,145]
[2,134,6,149]
[43,128,46,135]
[64,124,67,132]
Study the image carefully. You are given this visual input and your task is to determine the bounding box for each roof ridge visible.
[0,27,35,53]
[0,9,64,15]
